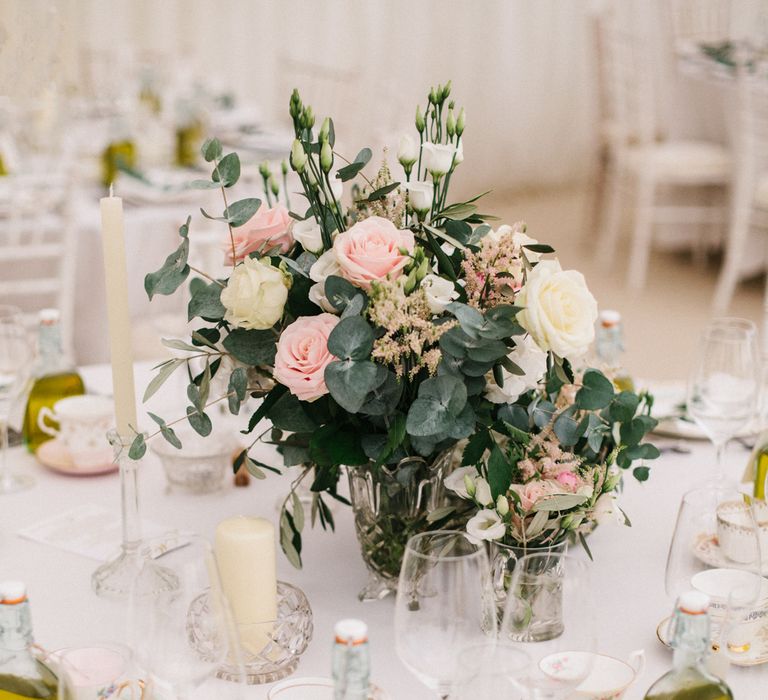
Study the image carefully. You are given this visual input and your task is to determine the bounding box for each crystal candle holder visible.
[215,581,313,684]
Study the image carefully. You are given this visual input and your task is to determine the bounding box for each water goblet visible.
[394,531,497,699]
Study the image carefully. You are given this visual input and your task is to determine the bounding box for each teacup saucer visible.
[36,439,117,477]
[692,533,768,576]
[656,616,768,667]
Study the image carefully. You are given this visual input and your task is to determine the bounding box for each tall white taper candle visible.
[99,187,138,436]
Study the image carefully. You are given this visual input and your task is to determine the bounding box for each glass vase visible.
[489,540,568,637]
[347,451,455,602]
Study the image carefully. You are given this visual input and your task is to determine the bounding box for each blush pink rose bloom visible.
[555,471,581,491]
[273,313,339,402]
[332,216,415,290]
[224,203,294,264]
[510,480,562,512]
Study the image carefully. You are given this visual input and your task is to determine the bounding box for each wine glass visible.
[499,553,596,700]
[686,318,759,482]
[130,536,242,699]
[451,641,531,700]
[665,485,763,668]
[0,305,34,494]
[394,531,497,699]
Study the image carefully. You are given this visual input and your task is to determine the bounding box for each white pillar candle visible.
[99,189,137,437]
[215,516,278,655]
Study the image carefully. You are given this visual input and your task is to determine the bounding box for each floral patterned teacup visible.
[37,395,114,469]
[540,650,645,700]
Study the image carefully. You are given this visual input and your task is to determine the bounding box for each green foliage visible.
[222,328,276,366]
[144,218,191,300]
[187,279,225,321]
[336,148,372,181]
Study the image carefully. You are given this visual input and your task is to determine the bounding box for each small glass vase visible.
[489,540,568,639]
[347,451,455,602]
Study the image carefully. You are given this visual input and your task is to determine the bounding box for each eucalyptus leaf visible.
[143,359,185,402]
[144,239,190,300]
[214,152,240,187]
[335,148,372,181]
[223,198,261,227]
[532,494,589,512]
[187,280,225,321]
[128,433,146,460]
[324,360,379,413]
[326,316,374,360]
[223,328,277,365]
[201,138,222,162]
[575,369,615,410]
[186,406,212,436]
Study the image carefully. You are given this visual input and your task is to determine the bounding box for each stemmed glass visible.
[686,318,759,483]
[665,485,763,667]
[130,536,243,699]
[0,305,34,494]
[451,641,531,700]
[394,531,497,699]
[499,553,596,700]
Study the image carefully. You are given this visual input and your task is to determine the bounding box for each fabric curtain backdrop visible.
[1,0,599,195]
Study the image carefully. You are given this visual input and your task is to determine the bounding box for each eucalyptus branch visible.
[212,158,237,270]
[188,265,225,288]
[332,150,375,187]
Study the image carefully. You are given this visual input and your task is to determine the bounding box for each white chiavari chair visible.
[713,72,768,313]
[597,1,732,289]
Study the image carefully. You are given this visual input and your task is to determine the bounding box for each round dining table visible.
[0,363,765,699]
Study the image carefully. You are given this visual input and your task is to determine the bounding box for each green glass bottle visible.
[644,591,733,700]
[22,310,84,453]
[0,582,58,700]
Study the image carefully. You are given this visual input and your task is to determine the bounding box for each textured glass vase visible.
[347,451,454,602]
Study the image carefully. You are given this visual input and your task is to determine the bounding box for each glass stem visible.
[119,443,142,551]
[715,440,727,482]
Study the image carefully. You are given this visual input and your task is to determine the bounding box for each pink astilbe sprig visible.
[368,279,455,378]
[461,226,530,308]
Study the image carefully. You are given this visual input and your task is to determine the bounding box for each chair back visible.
[602,3,657,150]
[668,0,733,49]
[0,165,77,360]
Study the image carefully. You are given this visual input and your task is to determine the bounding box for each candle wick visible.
[109,182,114,198]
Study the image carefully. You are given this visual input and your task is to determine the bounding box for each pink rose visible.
[332,216,415,290]
[555,471,581,491]
[273,313,339,402]
[224,203,294,264]
[511,480,561,512]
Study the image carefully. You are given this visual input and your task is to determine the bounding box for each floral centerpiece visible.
[139,82,658,599]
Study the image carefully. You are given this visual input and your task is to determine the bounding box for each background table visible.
[0,364,765,698]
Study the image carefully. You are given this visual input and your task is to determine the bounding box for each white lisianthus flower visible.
[308,249,342,313]
[485,334,547,404]
[330,177,343,203]
[466,509,506,542]
[420,142,457,178]
[474,477,493,507]
[420,274,459,314]
[444,466,478,499]
[397,134,419,167]
[292,218,324,254]
[516,260,598,360]
[454,141,464,164]
[591,493,623,526]
[220,257,289,330]
[403,180,434,215]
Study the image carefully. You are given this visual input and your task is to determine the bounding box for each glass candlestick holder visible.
[91,430,175,599]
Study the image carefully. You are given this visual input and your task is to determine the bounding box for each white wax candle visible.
[99,190,138,437]
[215,516,278,655]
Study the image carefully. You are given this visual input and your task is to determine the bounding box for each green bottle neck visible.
[670,608,709,672]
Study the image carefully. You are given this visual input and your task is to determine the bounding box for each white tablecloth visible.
[0,364,765,699]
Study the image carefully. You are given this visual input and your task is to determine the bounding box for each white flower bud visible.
[496,494,509,516]
[290,139,307,173]
[397,134,418,167]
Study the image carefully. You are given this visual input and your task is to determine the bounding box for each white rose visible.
[516,260,598,360]
[403,180,434,214]
[466,509,506,542]
[397,134,418,166]
[420,274,459,314]
[293,218,324,254]
[308,249,342,313]
[420,142,457,177]
[484,334,547,403]
[444,466,478,499]
[221,257,289,330]
[474,477,493,507]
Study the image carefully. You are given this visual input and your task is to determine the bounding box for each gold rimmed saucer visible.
[656,616,768,667]
[691,533,768,576]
